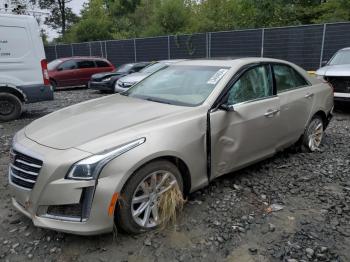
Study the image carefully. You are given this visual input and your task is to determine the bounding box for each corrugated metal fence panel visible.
[44,46,56,62]
[169,33,206,59]
[264,25,323,70]
[72,43,90,56]
[136,36,168,61]
[211,29,262,58]
[323,23,350,61]
[90,41,104,57]
[56,44,72,59]
[106,40,135,66]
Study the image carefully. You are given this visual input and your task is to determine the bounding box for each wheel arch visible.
[312,110,327,129]
[0,85,27,102]
[119,155,192,197]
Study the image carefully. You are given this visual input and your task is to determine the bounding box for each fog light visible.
[40,186,95,222]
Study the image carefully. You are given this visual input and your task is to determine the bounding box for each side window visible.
[58,60,77,71]
[227,65,273,105]
[77,60,95,69]
[96,60,110,67]
[273,64,309,93]
[133,66,144,72]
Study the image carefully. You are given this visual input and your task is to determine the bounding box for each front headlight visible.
[67,138,146,180]
[103,77,112,82]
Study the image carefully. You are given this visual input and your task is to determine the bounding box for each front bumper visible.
[9,132,117,235]
[334,92,350,103]
[88,81,114,92]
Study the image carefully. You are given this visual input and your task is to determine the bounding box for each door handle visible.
[305,93,314,99]
[264,109,280,118]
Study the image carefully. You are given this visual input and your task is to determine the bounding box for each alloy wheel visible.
[307,118,324,151]
[131,170,178,228]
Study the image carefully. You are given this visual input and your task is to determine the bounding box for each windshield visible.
[140,62,166,74]
[48,59,63,70]
[329,50,350,65]
[125,65,229,106]
[116,63,133,73]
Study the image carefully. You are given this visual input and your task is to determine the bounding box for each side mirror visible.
[321,60,328,67]
[220,104,235,111]
[129,69,136,74]
[57,67,63,71]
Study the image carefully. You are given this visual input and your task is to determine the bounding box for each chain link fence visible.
[44,22,350,71]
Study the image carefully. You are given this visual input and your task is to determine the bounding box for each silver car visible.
[9,58,333,235]
[317,47,350,103]
[114,59,184,93]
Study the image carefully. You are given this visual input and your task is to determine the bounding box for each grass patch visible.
[158,185,186,228]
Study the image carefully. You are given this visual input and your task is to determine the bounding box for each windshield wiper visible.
[145,97,172,105]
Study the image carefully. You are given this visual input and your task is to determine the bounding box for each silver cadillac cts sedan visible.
[9,58,333,235]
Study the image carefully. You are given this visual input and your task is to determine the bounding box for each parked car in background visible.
[316,47,350,103]
[88,62,150,92]
[0,14,53,122]
[9,58,333,235]
[48,57,115,90]
[114,60,184,93]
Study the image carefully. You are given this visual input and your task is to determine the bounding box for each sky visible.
[68,0,87,16]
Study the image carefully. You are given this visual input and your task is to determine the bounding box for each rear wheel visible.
[116,160,183,234]
[302,116,324,152]
[0,93,22,122]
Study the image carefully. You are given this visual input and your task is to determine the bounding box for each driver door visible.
[210,64,282,178]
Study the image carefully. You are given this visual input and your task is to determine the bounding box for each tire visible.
[50,80,57,91]
[0,93,22,122]
[301,116,324,152]
[116,160,183,234]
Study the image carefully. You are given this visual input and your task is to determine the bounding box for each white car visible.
[0,14,53,122]
[316,47,350,103]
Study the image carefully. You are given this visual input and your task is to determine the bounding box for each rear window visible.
[96,60,110,67]
[77,60,95,69]
[48,59,63,70]
[0,26,30,59]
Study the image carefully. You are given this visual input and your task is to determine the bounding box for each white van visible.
[0,14,53,121]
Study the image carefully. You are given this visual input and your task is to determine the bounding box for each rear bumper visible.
[18,84,54,103]
[88,81,114,92]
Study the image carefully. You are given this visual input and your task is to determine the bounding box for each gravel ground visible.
[0,89,349,262]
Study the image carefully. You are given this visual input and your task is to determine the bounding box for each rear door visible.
[272,63,314,148]
[55,60,78,87]
[210,64,282,178]
[75,59,97,85]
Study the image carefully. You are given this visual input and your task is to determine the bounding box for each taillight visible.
[41,59,50,86]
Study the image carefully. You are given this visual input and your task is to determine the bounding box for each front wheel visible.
[116,160,183,234]
[302,116,324,152]
[0,93,22,122]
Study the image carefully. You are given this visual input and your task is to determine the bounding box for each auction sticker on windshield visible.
[207,69,229,85]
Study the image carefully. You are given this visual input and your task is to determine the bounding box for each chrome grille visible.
[9,149,43,190]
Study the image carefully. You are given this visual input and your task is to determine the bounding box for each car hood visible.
[91,72,125,81]
[118,72,150,83]
[24,95,189,151]
[316,64,350,77]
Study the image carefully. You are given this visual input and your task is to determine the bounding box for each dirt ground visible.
[0,89,349,262]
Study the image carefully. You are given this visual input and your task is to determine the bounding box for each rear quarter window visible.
[96,60,110,67]
[273,64,309,93]
[0,26,30,59]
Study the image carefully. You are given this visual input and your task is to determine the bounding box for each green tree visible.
[37,0,79,35]
[64,0,113,42]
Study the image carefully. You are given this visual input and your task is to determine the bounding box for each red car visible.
[48,57,115,90]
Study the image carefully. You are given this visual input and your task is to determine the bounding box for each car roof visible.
[58,56,109,61]
[173,57,297,67]
[340,47,350,51]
